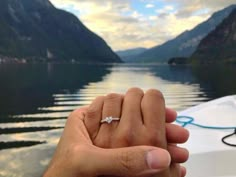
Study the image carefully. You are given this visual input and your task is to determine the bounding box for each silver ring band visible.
[100,116,120,124]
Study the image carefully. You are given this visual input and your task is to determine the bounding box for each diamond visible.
[106,116,113,124]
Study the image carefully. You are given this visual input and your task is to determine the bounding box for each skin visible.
[84,88,188,177]
[43,88,189,177]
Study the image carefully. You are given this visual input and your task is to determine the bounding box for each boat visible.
[176,95,236,177]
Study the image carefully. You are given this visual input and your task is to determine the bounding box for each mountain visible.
[0,0,121,63]
[128,5,236,63]
[191,9,236,64]
[116,47,147,62]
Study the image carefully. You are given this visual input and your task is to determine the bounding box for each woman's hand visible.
[84,88,189,177]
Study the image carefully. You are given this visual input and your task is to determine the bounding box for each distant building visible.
[47,49,54,59]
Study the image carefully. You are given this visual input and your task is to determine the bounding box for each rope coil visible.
[222,129,236,147]
[176,116,236,147]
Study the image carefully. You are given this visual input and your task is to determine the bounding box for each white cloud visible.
[146,4,155,8]
[163,0,236,17]
[49,0,235,50]
[149,15,158,20]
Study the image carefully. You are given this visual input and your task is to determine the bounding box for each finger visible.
[65,108,91,144]
[168,144,189,163]
[181,166,187,177]
[84,96,104,140]
[166,123,189,144]
[95,94,123,148]
[166,107,177,123]
[119,87,144,128]
[141,89,166,142]
[170,163,181,177]
[101,93,123,129]
[141,89,166,130]
[81,146,171,177]
[141,89,169,177]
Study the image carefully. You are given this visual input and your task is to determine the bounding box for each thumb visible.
[84,146,171,177]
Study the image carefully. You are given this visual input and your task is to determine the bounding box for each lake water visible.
[0,63,236,177]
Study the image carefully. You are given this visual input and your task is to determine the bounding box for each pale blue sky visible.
[49,0,235,51]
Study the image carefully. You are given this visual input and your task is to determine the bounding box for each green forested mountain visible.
[127,5,236,63]
[191,9,236,64]
[0,0,121,63]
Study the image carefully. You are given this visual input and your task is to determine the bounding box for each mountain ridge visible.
[0,0,121,63]
[127,4,236,63]
[191,8,236,64]
[116,47,147,62]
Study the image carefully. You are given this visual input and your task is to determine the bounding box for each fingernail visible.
[146,149,171,170]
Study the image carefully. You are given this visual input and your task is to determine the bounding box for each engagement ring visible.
[100,116,120,124]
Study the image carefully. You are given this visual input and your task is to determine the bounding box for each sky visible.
[49,0,236,51]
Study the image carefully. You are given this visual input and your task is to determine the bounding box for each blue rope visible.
[176,115,236,147]
[176,116,236,130]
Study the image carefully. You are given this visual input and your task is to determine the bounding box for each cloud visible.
[49,0,235,50]
[146,4,155,8]
[163,0,236,18]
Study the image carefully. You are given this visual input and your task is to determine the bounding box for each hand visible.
[44,104,171,177]
[43,88,189,177]
[84,88,189,177]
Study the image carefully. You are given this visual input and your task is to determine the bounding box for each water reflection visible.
[0,63,110,116]
[192,65,236,97]
[0,145,55,177]
[0,63,236,177]
[79,64,210,110]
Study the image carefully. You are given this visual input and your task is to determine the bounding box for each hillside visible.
[116,48,147,62]
[128,5,236,63]
[191,9,236,64]
[0,0,121,63]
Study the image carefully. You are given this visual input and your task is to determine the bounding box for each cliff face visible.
[191,9,236,63]
[0,0,121,63]
[127,5,236,63]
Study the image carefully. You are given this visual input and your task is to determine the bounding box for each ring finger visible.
[96,93,123,147]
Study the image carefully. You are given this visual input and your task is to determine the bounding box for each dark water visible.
[0,63,236,177]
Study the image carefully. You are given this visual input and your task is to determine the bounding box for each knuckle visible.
[68,109,77,118]
[116,130,133,146]
[147,130,166,147]
[141,128,164,146]
[127,87,144,97]
[85,96,104,118]
[94,137,110,148]
[146,89,164,100]
[146,134,160,145]
[68,109,84,121]
[95,96,105,101]
[119,150,136,173]
[105,93,122,103]
[86,106,99,118]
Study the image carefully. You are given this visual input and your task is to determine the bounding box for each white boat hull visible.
[177,95,236,177]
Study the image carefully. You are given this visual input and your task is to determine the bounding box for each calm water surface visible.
[0,63,236,177]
